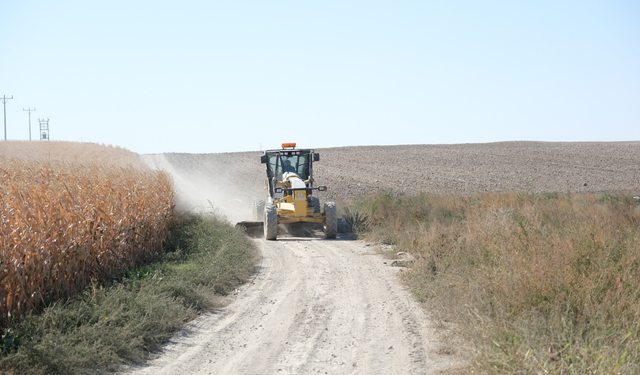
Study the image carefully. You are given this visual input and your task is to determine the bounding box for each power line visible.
[1,95,14,141]
[23,107,36,141]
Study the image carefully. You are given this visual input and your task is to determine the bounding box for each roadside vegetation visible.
[344,191,640,374]
[0,146,258,374]
[0,213,257,375]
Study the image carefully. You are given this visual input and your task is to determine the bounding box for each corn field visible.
[0,158,174,325]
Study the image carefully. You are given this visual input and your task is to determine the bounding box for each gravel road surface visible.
[127,230,456,374]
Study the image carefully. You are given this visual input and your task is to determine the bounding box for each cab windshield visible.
[267,153,310,181]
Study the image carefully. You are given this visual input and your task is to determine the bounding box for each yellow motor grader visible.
[239,143,337,240]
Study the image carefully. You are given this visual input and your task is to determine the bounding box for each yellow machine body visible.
[236,143,337,241]
[270,176,324,224]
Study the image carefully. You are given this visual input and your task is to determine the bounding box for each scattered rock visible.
[390,252,415,267]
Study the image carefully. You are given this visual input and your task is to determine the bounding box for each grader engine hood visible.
[281,174,308,217]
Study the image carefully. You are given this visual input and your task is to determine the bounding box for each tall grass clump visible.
[0,214,258,375]
[352,190,640,374]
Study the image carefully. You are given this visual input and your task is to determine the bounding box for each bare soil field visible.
[315,141,640,199]
[142,141,640,222]
[130,141,639,374]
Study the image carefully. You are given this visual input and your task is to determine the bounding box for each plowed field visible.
[142,141,640,222]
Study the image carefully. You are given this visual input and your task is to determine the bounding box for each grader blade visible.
[235,221,264,237]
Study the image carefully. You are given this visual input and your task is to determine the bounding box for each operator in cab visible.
[283,159,296,173]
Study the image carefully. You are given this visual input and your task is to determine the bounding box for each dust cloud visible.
[139,153,265,224]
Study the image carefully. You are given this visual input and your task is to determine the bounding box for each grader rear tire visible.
[324,202,337,239]
[264,204,278,240]
[309,196,321,213]
[253,199,265,221]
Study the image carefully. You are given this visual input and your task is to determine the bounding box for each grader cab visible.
[240,143,337,240]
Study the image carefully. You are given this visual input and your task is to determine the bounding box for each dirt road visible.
[127,230,457,374]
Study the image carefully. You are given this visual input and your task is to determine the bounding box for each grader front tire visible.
[324,202,337,239]
[264,204,278,240]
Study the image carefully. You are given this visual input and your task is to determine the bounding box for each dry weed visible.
[355,191,640,373]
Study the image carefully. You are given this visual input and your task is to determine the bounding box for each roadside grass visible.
[346,191,640,374]
[0,213,258,375]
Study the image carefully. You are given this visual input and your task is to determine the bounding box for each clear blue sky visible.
[1,1,639,154]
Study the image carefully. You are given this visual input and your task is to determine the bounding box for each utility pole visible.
[1,95,13,141]
[38,118,50,141]
[23,107,36,141]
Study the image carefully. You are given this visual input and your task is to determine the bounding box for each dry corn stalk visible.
[0,158,174,325]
